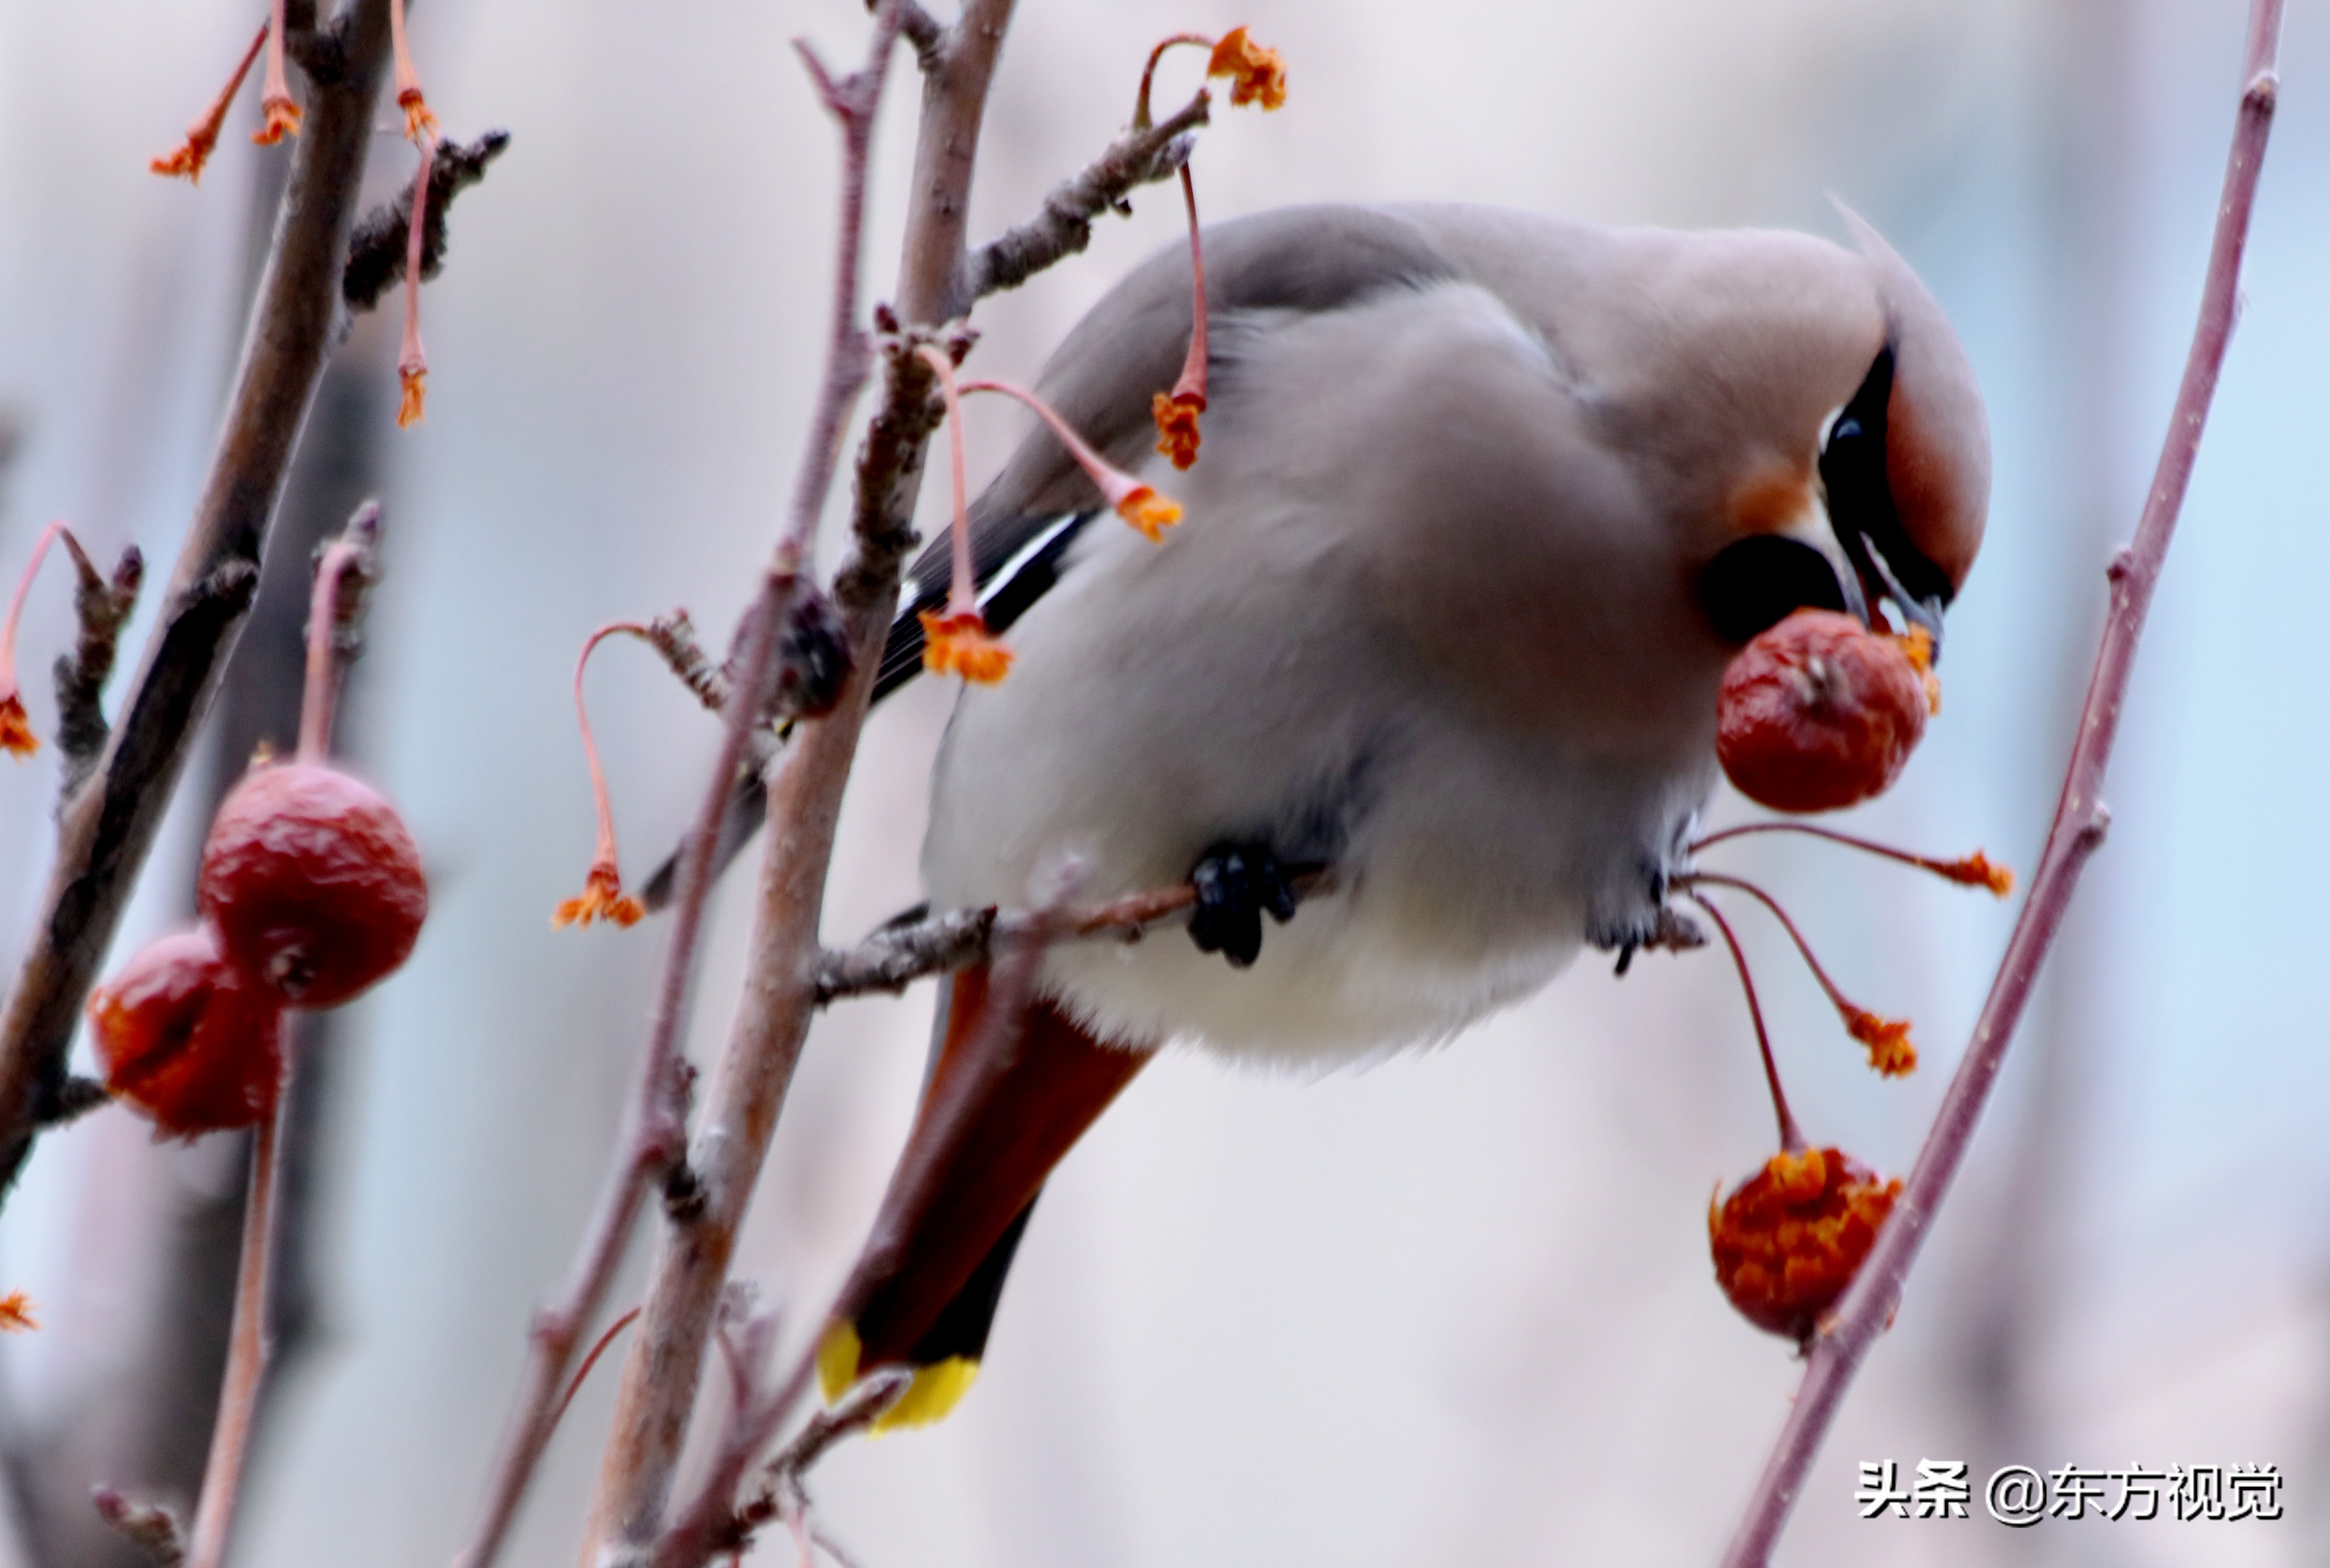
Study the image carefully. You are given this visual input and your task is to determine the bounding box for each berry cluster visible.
[86,540,426,1139]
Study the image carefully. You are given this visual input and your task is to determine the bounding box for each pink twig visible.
[1720,3,2283,1558]
[184,1089,287,1568]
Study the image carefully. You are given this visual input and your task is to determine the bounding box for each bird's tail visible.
[818,962,1151,1429]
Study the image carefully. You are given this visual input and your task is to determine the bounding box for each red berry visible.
[1708,1146,1901,1343]
[88,927,285,1139]
[198,761,427,1007]
[1716,611,1929,814]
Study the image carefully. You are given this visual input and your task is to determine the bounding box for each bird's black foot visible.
[1187,842,1303,968]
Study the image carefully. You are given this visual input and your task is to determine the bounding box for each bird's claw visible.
[1188,843,1301,968]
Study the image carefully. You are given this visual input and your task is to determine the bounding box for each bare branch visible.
[574,2,1011,1555]
[965,89,1210,302]
[486,11,918,1565]
[49,534,143,800]
[0,0,396,1207]
[342,129,511,314]
[1721,3,2285,1560]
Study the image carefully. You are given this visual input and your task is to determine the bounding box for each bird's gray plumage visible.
[654,204,1989,1071]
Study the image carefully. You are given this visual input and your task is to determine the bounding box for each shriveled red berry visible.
[88,927,285,1139]
[1716,610,1929,813]
[1709,1146,1901,1343]
[198,761,427,1007]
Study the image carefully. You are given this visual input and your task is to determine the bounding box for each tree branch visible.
[963,88,1209,302]
[1720,4,2284,1559]
[573,2,1015,1555]
[0,0,395,1208]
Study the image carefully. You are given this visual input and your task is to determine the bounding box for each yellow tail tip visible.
[816,1320,863,1404]
[872,1357,980,1432]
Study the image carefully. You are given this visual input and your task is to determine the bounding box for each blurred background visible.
[1,0,2324,1563]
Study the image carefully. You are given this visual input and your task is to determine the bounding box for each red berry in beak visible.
[88,927,286,1139]
[198,761,427,1007]
[1716,610,1929,814]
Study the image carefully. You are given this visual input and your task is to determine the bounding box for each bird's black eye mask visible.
[1699,346,1955,649]
[1816,347,1955,635]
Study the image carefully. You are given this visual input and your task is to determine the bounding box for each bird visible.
[682,201,1991,1428]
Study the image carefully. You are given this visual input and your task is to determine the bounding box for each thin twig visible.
[184,1095,287,1568]
[963,89,1211,302]
[342,129,511,313]
[815,875,1337,1004]
[0,0,396,1209]
[1720,3,2282,1558]
[476,12,912,1567]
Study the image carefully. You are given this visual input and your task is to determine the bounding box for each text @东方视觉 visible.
[1855,1460,2282,1525]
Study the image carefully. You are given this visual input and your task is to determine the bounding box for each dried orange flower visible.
[1153,391,1202,470]
[0,695,33,761]
[921,609,1013,685]
[152,23,268,185]
[397,365,427,429]
[1940,850,2014,897]
[0,1292,35,1333]
[253,92,302,146]
[1207,27,1287,110]
[1116,487,1183,542]
[399,91,440,143]
[554,862,644,930]
[1709,1146,1900,1343]
[1846,1010,1916,1077]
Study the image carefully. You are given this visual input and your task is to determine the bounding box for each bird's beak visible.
[1835,516,1947,661]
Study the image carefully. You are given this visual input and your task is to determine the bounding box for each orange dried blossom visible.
[0,1292,35,1332]
[151,22,269,184]
[1206,27,1287,110]
[389,0,439,142]
[1686,869,1917,1079]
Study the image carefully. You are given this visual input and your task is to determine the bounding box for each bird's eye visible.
[1700,534,1848,643]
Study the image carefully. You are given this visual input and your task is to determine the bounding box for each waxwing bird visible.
[747,202,1989,1425]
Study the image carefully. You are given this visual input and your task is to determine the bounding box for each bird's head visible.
[1700,211,1990,657]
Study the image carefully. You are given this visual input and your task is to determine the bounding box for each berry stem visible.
[1133,34,1214,128]
[914,345,978,617]
[573,623,652,881]
[296,538,365,763]
[185,1087,286,1568]
[150,21,269,183]
[0,521,69,695]
[1170,162,1208,408]
[1685,891,1804,1153]
[1683,871,1885,1038]
[1690,820,2013,895]
[957,376,1167,520]
[396,130,436,429]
